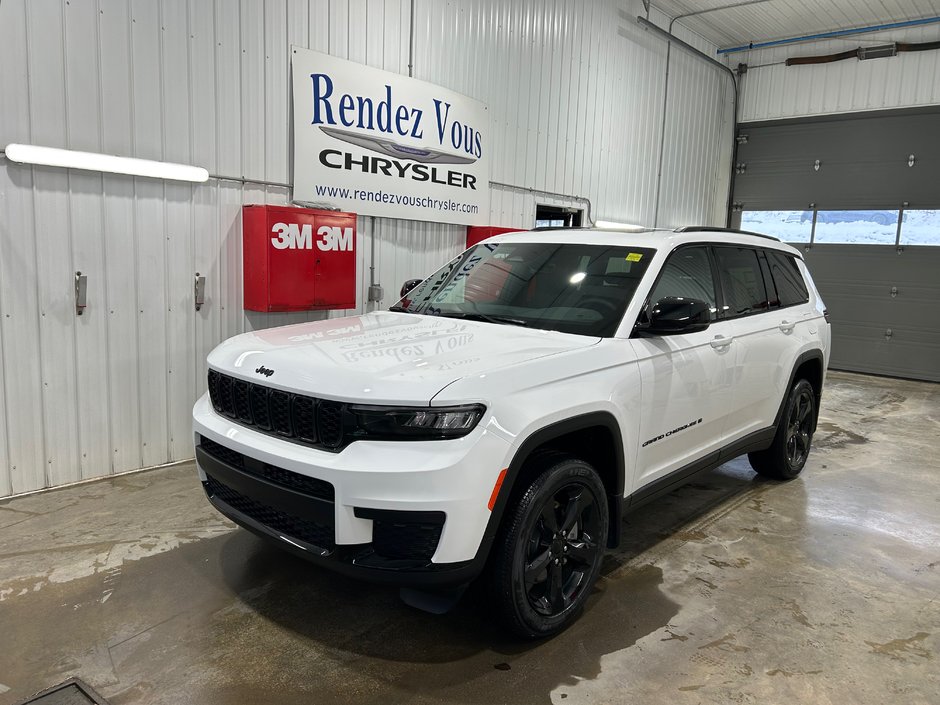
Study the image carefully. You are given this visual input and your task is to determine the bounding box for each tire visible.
[748,378,816,480]
[489,455,609,639]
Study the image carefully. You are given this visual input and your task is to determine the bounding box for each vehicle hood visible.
[207,311,600,405]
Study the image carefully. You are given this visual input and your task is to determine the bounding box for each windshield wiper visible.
[436,311,529,327]
[388,305,413,313]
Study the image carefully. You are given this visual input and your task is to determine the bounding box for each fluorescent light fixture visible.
[594,219,646,231]
[3,143,209,182]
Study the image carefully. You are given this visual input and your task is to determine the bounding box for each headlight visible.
[348,404,486,440]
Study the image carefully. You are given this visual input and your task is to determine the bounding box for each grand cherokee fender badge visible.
[642,418,703,448]
[255,366,275,377]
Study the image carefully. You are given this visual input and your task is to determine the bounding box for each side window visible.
[649,246,718,321]
[713,247,772,317]
[766,250,809,306]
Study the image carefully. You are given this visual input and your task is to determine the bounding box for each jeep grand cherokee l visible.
[193,226,830,637]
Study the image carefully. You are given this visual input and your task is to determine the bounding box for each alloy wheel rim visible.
[523,482,601,617]
[786,390,814,467]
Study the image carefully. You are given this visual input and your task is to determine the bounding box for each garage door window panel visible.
[814,210,899,244]
[740,210,813,243]
[649,246,718,320]
[714,247,773,318]
[899,210,940,246]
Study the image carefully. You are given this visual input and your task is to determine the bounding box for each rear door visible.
[715,246,808,439]
[630,246,736,488]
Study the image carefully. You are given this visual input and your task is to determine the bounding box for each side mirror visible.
[647,296,711,334]
[400,278,422,298]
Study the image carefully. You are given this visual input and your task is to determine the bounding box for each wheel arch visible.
[478,412,626,563]
[775,349,825,431]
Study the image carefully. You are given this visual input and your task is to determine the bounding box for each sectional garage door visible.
[729,106,940,382]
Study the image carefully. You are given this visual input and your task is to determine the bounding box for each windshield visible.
[392,242,656,337]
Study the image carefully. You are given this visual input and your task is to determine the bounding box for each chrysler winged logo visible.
[255,366,275,377]
[319,126,477,165]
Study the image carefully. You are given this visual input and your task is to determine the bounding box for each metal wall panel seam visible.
[36,23,82,486]
[21,4,46,492]
[24,2,52,491]
[159,0,172,464]
[101,2,142,474]
[0,166,45,494]
[67,0,111,480]
[130,1,170,468]
[62,1,89,484]
[94,0,117,479]
[190,0,218,172]
[188,0,203,436]
[285,0,306,189]
[0,302,8,495]
[0,146,8,495]
[264,0,288,183]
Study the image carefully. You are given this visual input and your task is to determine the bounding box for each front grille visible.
[208,369,345,451]
[373,518,445,562]
[199,436,244,468]
[292,396,317,442]
[199,436,334,501]
[205,475,335,550]
[270,390,292,435]
[318,400,345,448]
[233,380,252,422]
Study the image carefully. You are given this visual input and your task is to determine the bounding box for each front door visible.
[630,246,736,489]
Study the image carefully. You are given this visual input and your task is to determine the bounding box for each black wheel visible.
[748,378,816,480]
[489,455,608,638]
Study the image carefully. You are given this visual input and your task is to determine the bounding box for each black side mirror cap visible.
[645,296,711,335]
[400,278,422,298]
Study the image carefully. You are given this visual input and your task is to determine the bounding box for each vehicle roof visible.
[483,227,803,257]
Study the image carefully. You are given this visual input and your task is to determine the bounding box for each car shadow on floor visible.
[216,458,772,672]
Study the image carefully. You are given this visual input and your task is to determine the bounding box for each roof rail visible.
[674,226,781,242]
[529,225,597,232]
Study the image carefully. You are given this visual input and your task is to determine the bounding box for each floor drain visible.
[14,677,110,705]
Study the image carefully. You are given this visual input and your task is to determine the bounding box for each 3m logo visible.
[316,225,354,251]
[271,223,354,251]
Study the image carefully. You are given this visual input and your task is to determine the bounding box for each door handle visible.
[710,335,733,349]
[778,320,796,333]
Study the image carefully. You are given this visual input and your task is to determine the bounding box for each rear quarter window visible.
[765,250,809,306]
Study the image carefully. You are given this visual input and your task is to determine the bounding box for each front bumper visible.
[192,394,510,586]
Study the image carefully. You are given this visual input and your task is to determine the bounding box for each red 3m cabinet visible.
[243,205,357,312]
[466,225,519,249]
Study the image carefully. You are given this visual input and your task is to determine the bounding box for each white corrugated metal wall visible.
[734,24,940,121]
[0,0,731,496]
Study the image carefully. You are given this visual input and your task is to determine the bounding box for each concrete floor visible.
[1,371,938,705]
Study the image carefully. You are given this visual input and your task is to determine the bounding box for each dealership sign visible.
[291,47,490,226]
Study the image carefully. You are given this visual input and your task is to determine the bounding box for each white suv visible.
[193,227,830,637]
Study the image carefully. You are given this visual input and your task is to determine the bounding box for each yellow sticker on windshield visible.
[626,252,643,262]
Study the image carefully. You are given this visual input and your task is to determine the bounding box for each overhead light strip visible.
[2,143,209,183]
